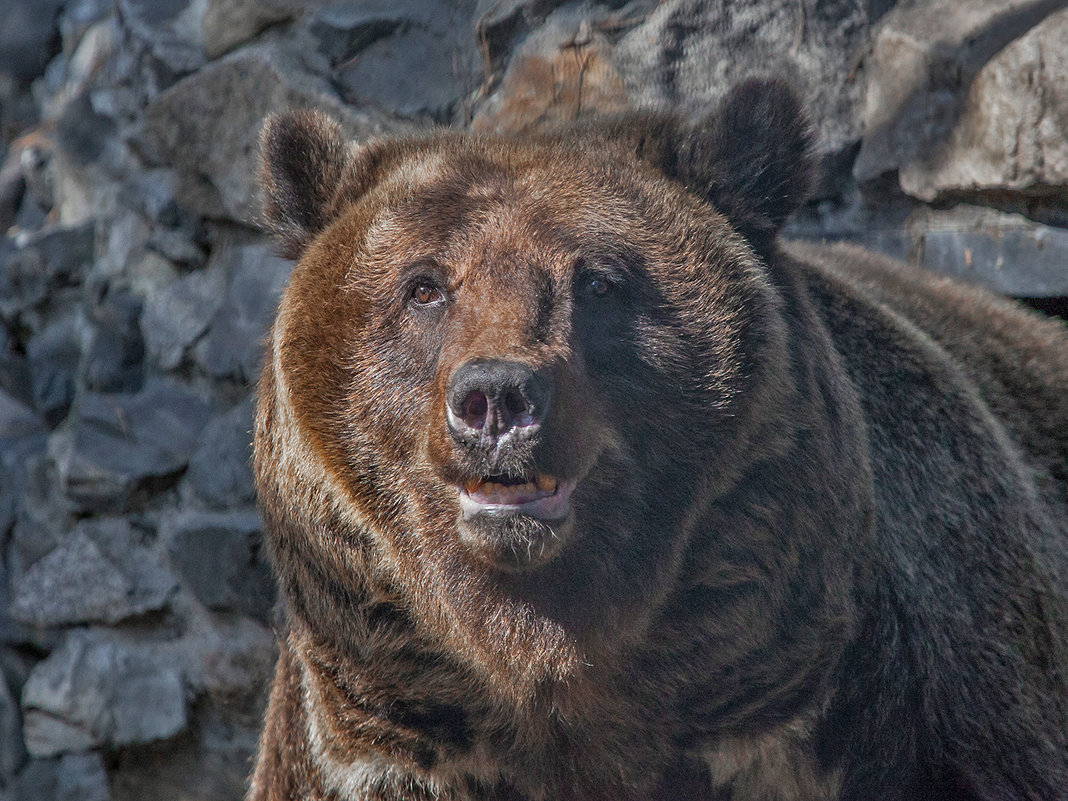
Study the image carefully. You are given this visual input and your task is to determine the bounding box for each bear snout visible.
[445,359,551,452]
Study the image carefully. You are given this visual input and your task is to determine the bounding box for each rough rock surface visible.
[10,519,176,628]
[899,7,1068,200]
[0,0,1066,797]
[21,630,187,757]
[614,0,869,157]
[853,0,1067,189]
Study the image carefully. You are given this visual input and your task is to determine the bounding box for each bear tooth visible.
[537,475,556,492]
[465,479,482,493]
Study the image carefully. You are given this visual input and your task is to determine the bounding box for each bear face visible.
[259,83,844,640]
[251,79,1068,801]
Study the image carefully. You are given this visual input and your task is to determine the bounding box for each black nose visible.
[446,360,551,447]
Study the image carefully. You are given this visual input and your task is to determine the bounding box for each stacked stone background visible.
[0,0,1066,798]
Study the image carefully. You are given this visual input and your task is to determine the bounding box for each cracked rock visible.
[51,378,212,512]
[11,518,176,628]
[21,630,188,758]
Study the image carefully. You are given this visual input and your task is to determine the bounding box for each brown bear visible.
[248,79,1068,801]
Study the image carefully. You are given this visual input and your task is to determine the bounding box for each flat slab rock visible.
[50,378,211,512]
[914,205,1068,297]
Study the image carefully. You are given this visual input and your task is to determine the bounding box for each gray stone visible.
[51,379,212,511]
[0,327,32,409]
[332,1,482,120]
[59,0,113,56]
[53,94,123,176]
[21,223,95,287]
[0,673,25,785]
[900,7,1068,200]
[614,0,868,157]
[853,0,1065,186]
[309,0,419,64]
[9,753,110,801]
[10,520,176,628]
[0,326,31,408]
[202,0,307,60]
[914,206,1068,297]
[164,511,273,620]
[118,169,182,226]
[146,227,207,270]
[25,316,81,426]
[93,211,179,293]
[185,397,256,509]
[173,600,276,701]
[56,753,110,801]
[6,453,73,582]
[0,390,45,443]
[80,288,145,394]
[0,245,45,323]
[117,0,206,82]
[0,150,25,233]
[141,267,226,370]
[0,0,67,82]
[193,244,292,382]
[21,630,187,757]
[0,223,94,323]
[142,45,405,222]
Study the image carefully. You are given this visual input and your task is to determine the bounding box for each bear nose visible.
[446,360,551,447]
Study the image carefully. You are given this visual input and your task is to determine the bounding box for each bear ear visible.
[259,109,349,258]
[671,78,816,249]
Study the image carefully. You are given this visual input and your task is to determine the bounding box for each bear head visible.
[254,80,860,696]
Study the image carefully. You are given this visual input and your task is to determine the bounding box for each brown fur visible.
[249,84,1068,800]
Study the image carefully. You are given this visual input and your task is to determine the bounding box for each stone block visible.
[10,518,176,628]
[901,8,1068,200]
[916,206,1068,297]
[142,45,403,222]
[140,266,226,371]
[164,511,273,621]
[21,631,187,757]
[854,0,1067,196]
[51,379,212,511]
[184,397,256,509]
[613,0,867,157]
[192,244,292,382]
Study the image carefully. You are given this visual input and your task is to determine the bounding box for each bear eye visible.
[577,272,617,300]
[587,276,610,297]
[409,280,446,307]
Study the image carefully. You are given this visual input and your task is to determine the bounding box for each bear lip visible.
[458,475,576,521]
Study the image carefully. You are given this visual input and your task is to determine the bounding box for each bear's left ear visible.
[669,78,816,250]
[259,109,350,258]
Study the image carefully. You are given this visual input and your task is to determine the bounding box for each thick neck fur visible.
[252,246,874,799]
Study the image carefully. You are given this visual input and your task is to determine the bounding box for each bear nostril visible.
[503,391,534,427]
[462,391,489,429]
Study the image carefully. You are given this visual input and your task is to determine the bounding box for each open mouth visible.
[458,473,575,521]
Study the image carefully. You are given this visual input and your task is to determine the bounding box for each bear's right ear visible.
[259,109,349,258]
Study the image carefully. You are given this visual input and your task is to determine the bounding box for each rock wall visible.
[0,1,1066,798]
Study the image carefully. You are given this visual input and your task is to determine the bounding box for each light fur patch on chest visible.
[705,716,841,801]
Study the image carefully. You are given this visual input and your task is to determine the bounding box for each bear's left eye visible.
[588,276,609,296]
[409,281,446,307]
[577,273,618,300]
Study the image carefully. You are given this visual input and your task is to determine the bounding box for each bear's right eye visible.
[409,280,446,307]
